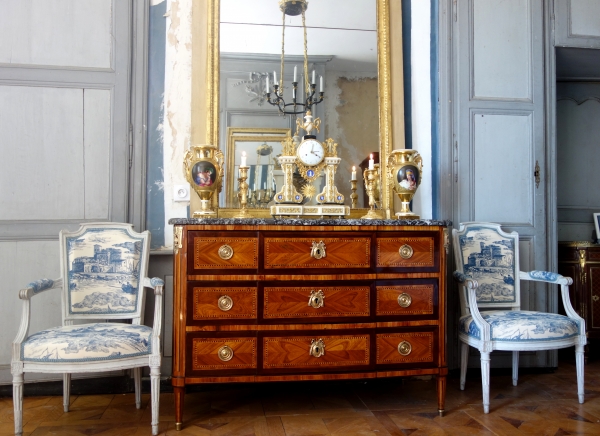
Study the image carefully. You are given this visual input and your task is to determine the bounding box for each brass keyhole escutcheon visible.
[593,295,599,302]
[397,293,412,308]
[218,345,234,362]
[398,340,412,356]
[310,241,327,260]
[399,244,414,259]
[218,244,234,260]
[308,290,325,309]
[218,295,234,311]
[310,338,326,357]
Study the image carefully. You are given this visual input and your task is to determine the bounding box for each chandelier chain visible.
[280,9,286,97]
[302,10,309,95]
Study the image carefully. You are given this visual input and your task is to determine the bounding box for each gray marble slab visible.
[168,217,452,226]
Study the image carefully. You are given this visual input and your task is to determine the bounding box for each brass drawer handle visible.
[399,244,414,259]
[308,290,325,309]
[218,244,234,260]
[397,293,412,308]
[398,340,412,356]
[310,241,327,259]
[309,338,326,357]
[218,345,234,362]
[218,295,234,311]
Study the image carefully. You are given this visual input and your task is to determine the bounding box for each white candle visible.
[369,154,374,170]
[294,65,297,82]
[351,166,357,181]
[273,70,277,85]
[312,70,315,84]
[320,75,323,92]
[241,151,247,167]
[266,75,269,93]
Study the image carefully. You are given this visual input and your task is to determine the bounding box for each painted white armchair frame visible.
[11,223,164,435]
[452,222,586,413]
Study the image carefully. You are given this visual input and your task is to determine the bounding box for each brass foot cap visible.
[175,422,183,431]
[438,410,444,417]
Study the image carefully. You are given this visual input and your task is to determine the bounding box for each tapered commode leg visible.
[512,351,519,387]
[174,386,185,431]
[437,374,447,416]
[134,367,142,409]
[460,342,469,390]
[576,344,585,403]
[480,351,491,413]
[63,373,71,412]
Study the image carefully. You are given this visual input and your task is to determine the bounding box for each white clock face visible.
[297,139,324,166]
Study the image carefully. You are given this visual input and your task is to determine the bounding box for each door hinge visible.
[128,124,133,169]
[534,160,540,189]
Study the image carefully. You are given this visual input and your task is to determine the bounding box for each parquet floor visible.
[1,359,600,435]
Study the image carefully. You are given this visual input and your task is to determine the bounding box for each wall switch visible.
[174,184,190,202]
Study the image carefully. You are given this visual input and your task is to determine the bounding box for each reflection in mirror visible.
[220,0,378,209]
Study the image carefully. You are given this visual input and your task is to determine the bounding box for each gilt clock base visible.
[270,204,350,218]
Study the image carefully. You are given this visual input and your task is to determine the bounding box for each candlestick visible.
[351,165,357,181]
[233,166,250,218]
[361,168,383,219]
[294,66,297,82]
[241,151,247,167]
[369,154,374,170]
[350,179,358,209]
[312,70,315,84]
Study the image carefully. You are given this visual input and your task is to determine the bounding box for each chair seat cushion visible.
[22,323,153,363]
[459,310,580,342]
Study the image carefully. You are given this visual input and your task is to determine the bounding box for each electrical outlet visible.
[174,184,190,202]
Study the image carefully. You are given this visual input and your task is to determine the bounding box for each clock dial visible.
[297,139,324,166]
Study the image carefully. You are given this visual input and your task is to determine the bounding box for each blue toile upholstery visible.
[453,222,586,414]
[11,223,164,436]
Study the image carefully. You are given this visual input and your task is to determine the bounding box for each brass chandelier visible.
[266,0,324,115]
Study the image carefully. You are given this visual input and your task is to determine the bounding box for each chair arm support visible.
[519,270,572,285]
[13,278,63,363]
[143,277,164,354]
[453,271,492,344]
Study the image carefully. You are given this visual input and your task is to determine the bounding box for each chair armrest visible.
[12,278,63,362]
[519,270,572,285]
[453,271,492,342]
[143,277,164,355]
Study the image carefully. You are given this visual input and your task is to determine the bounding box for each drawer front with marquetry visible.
[263,286,370,319]
[376,284,436,317]
[376,331,435,365]
[377,236,436,268]
[191,337,257,370]
[264,236,371,269]
[263,334,370,369]
[190,235,258,270]
[191,287,257,320]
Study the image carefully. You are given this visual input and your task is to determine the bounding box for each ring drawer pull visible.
[399,244,414,259]
[218,295,234,311]
[310,241,327,259]
[397,293,412,308]
[218,345,234,362]
[218,244,234,260]
[309,338,326,358]
[398,340,412,356]
[308,290,325,309]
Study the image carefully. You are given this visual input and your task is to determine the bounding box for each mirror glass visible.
[219,0,378,209]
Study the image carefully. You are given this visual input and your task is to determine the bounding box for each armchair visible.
[452,222,586,413]
[11,223,164,435]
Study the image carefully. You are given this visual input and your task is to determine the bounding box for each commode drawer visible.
[190,234,258,270]
[263,285,370,320]
[376,235,436,268]
[376,284,436,317]
[191,337,257,371]
[376,331,436,365]
[262,334,370,370]
[191,286,257,320]
[264,236,370,269]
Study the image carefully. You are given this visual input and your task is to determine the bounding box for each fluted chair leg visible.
[63,373,71,412]
[13,372,24,435]
[512,351,519,387]
[134,367,142,409]
[576,344,585,403]
[150,365,161,435]
[460,342,469,390]
[480,351,491,413]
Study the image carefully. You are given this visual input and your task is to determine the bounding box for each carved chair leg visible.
[480,351,491,414]
[150,365,161,435]
[512,351,519,387]
[13,371,24,436]
[460,342,469,390]
[63,373,71,412]
[134,367,142,409]
[576,344,585,404]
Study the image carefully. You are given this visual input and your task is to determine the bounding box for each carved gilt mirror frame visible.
[190,0,404,218]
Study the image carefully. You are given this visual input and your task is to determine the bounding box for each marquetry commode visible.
[169,218,451,430]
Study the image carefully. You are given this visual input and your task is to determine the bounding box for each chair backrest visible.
[59,223,150,324]
[452,222,521,315]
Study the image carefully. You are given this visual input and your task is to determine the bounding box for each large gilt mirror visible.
[194,0,403,218]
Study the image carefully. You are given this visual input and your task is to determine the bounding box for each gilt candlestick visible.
[233,166,250,218]
[350,180,358,209]
[361,168,383,219]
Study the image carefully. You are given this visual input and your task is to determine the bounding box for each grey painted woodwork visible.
[444,0,551,368]
[0,0,150,384]
[555,0,600,48]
